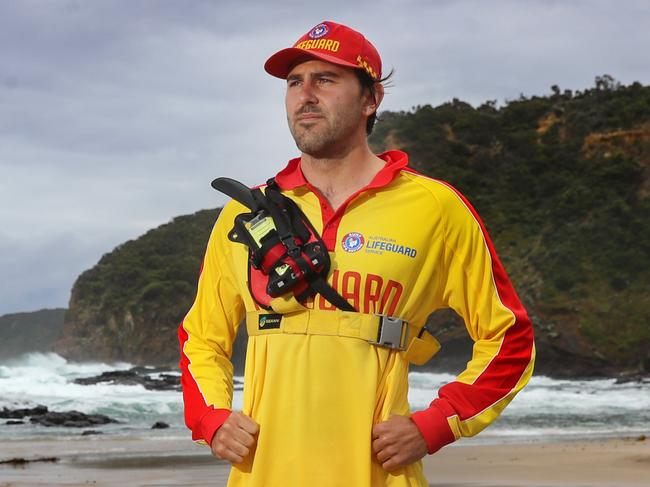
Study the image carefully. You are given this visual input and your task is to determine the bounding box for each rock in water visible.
[0,405,48,419]
[74,370,141,386]
[81,430,104,436]
[29,411,117,428]
[151,421,169,429]
[74,367,181,391]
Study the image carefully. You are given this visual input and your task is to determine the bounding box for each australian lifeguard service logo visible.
[342,232,365,253]
[309,23,329,39]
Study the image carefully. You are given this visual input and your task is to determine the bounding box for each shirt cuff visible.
[410,403,457,454]
[197,408,231,445]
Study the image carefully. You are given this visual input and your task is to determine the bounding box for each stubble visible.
[288,102,362,158]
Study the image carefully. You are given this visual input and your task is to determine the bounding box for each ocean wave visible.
[407,372,650,439]
[1,355,648,441]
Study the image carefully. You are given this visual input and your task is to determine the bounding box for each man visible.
[179,21,535,487]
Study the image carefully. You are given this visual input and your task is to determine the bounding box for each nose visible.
[297,81,318,105]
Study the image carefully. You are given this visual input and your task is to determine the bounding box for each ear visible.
[363,82,384,117]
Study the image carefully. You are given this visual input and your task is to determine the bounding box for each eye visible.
[287,79,301,88]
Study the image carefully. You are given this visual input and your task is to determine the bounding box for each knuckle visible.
[374,435,391,451]
[385,445,398,458]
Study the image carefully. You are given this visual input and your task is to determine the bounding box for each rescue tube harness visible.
[212,177,354,312]
[211,177,439,360]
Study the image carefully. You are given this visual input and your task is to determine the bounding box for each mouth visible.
[296,114,323,122]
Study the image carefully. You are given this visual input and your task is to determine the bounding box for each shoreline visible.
[0,435,648,486]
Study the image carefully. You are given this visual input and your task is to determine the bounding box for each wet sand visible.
[0,435,648,486]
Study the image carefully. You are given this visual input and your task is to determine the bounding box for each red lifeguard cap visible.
[264,21,382,81]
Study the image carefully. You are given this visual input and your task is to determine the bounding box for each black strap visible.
[308,275,356,312]
[266,178,355,312]
[263,186,301,255]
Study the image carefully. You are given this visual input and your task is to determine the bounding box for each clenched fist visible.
[211,411,259,465]
[372,415,428,472]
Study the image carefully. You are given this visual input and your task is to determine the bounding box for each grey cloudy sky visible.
[1,0,648,315]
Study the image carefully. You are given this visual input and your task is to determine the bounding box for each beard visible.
[288,103,362,158]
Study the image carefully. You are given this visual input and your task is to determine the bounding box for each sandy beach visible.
[423,437,649,487]
[0,435,648,487]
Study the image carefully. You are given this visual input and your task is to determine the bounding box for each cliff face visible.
[54,209,222,366]
[0,308,66,360]
[55,77,649,377]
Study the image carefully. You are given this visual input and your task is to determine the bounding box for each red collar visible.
[274,150,410,191]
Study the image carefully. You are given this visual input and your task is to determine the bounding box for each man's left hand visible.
[371,415,428,472]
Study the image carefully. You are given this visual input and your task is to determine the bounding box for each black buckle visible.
[369,315,409,350]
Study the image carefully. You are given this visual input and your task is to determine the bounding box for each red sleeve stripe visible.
[438,179,534,419]
[178,260,214,441]
[178,320,209,406]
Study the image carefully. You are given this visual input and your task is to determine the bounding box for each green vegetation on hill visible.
[56,75,649,376]
[370,75,650,374]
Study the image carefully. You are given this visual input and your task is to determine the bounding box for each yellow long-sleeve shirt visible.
[179,150,535,486]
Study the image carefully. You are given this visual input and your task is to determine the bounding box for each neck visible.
[300,141,385,211]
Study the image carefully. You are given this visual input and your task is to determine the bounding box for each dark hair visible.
[354,68,395,135]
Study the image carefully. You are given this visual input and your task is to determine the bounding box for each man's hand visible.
[210,411,259,464]
[372,415,428,472]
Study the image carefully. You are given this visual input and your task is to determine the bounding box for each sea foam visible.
[1,353,648,442]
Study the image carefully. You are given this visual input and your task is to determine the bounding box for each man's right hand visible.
[210,411,259,464]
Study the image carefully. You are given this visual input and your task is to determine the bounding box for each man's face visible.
[285,59,370,157]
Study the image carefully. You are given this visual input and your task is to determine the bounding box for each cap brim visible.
[264,47,360,79]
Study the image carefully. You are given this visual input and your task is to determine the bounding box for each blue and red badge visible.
[341,232,365,253]
[309,23,329,39]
